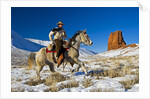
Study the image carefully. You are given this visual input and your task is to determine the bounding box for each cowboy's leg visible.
[54,39,62,57]
[55,39,64,67]
[59,40,64,55]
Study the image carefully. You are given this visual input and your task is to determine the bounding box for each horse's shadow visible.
[74,70,104,76]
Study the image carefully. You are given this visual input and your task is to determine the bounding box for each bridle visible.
[68,30,91,52]
[81,32,91,45]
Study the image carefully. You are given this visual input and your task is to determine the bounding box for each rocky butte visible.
[108,30,126,51]
[108,30,138,51]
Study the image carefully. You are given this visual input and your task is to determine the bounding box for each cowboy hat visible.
[57,21,64,25]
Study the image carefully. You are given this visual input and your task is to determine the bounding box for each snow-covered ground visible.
[11,31,139,92]
[97,44,139,57]
[11,45,30,65]
[11,44,139,92]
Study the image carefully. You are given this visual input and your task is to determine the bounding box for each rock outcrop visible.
[108,31,126,51]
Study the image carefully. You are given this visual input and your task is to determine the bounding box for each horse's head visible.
[79,29,93,46]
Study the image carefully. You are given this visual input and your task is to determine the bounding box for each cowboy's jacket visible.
[49,27,67,41]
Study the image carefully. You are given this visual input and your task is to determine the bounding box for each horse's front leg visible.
[73,57,87,75]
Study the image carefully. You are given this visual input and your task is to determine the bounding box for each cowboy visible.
[49,21,67,66]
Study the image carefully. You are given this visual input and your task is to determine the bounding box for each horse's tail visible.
[28,52,37,69]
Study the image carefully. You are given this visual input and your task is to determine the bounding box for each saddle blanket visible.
[46,47,69,53]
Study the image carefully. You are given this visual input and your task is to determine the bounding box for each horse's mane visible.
[70,30,83,42]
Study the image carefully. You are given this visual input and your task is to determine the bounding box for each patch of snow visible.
[97,44,139,57]
[127,84,139,92]
[11,46,30,65]
[79,47,97,57]
[26,38,50,46]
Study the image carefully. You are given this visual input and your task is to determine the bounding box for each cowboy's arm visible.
[63,30,67,38]
[49,31,55,41]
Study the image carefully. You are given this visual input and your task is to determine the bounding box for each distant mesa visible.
[108,30,126,51]
[108,30,137,51]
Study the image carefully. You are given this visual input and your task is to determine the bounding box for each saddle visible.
[46,40,70,64]
[46,41,69,53]
[46,44,56,53]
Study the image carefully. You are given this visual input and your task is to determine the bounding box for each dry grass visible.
[89,67,125,78]
[94,62,102,65]
[11,76,16,83]
[60,80,79,88]
[90,87,115,92]
[101,64,111,68]
[90,59,139,78]
[42,69,50,73]
[83,78,93,88]
[111,61,121,68]
[49,84,59,92]
[87,54,138,62]
[96,76,106,80]
[23,71,31,74]
[133,69,139,75]
[84,55,138,72]
[119,76,139,89]
[11,65,28,69]
[26,76,45,86]
[11,83,25,92]
[44,83,59,92]
[16,78,22,82]
[108,69,124,78]
[11,87,25,92]
[44,72,68,86]
[44,80,79,92]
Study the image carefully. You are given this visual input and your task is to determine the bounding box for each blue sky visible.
[11,7,139,53]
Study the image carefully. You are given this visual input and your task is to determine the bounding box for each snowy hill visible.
[11,45,30,65]
[26,38,98,56]
[26,38,50,46]
[79,47,97,56]
[96,44,139,57]
[11,31,44,52]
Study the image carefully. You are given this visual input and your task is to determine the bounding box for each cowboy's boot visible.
[57,53,64,68]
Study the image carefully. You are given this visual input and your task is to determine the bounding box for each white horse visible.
[28,29,93,79]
